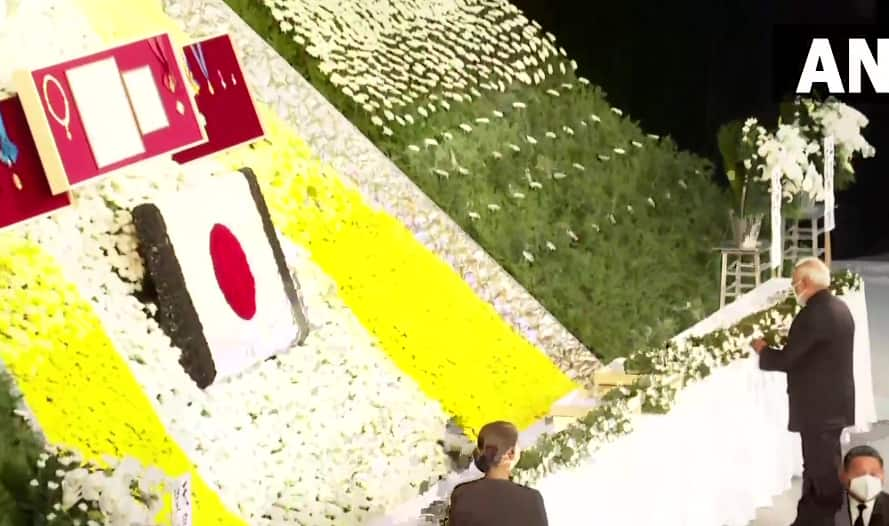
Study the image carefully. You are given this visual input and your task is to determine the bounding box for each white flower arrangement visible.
[730,98,874,209]
[11,160,451,524]
[754,124,824,202]
[0,3,455,522]
[31,446,173,526]
[804,99,875,166]
[5,39,449,525]
[263,0,565,131]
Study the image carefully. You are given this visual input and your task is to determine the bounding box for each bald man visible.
[752,257,856,525]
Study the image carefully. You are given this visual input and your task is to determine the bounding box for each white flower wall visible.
[0,2,451,523]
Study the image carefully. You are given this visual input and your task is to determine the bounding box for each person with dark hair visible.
[752,257,856,525]
[448,421,548,526]
[835,445,889,526]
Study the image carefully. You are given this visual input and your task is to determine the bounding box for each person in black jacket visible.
[448,421,548,526]
[835,445,889,526]
[752,257,856,526]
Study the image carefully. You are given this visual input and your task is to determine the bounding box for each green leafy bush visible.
[0,372,43,526]
[226,0,730,361]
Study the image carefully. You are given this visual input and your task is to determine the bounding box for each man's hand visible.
[751,338,768,354]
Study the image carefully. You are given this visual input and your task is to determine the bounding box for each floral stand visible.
[713,242,771,308]
[783,203,827,266]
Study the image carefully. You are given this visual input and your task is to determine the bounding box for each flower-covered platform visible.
[0,1,877,525]
[0,1,574,523]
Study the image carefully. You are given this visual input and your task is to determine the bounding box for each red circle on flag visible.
[209,223,257,320]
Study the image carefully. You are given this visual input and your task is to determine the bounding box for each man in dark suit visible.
[835,446,889,526]
[752,257,856,525]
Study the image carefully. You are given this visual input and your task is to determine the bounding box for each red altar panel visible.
[173,34,265,164]
[13,33,205,195]
[0,96,72,231]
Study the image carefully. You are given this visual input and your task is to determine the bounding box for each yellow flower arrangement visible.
[0,235,246,525]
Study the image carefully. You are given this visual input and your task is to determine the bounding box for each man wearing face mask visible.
[836,446,889,526]
[752,257,856,525]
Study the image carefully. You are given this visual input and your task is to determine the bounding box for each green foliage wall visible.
[0,373,42,526]
[225,0,730,361]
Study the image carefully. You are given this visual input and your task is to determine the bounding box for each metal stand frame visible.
[715,243,770,308]
[783,205,826,265]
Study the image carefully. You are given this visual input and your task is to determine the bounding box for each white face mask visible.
[850,474,883,502]
[792,283,806,306]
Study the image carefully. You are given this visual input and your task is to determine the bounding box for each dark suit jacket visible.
[835,492,889,526]
[759,289,855,432]
[448,478,548,526]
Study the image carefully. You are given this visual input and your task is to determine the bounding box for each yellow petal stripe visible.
[220,124,578,433]
[0,236,246,525]
[74,0,576,434]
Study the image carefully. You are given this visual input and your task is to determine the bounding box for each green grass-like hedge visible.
[0,373,44,526]
[226,0,730,361]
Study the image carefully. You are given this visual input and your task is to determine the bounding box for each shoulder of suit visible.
[452,479,539,494]
[513,482,542,495]
[452,478,483,495]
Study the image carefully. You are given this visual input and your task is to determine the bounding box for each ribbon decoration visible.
[0,111,19,167]
[770,168,783,272]
[148,37,176,92]
[824,135,836,232]
[190,43,213,94]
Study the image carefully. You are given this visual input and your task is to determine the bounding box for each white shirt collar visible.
[850,495,876,525]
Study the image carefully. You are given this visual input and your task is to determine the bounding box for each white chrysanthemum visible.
[0,9,453,513]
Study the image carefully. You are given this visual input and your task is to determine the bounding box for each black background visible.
[511,0,888,259]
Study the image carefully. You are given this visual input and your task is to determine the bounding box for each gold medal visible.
[165,74,177,93]
[187,71,200,95]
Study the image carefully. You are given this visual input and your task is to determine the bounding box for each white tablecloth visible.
[536,280,876,526]
[375,280,876,526]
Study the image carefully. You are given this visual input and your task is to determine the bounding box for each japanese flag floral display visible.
[133,167,309,387]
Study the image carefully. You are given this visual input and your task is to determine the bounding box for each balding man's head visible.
[791,257,830,305]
